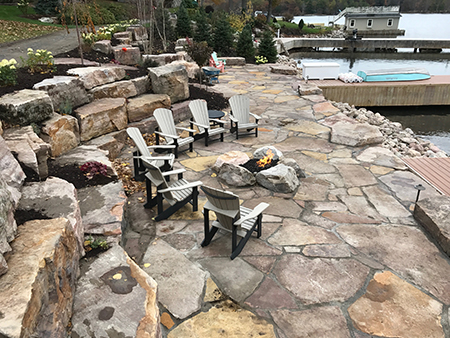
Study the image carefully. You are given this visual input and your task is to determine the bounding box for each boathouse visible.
[331,6,405,37]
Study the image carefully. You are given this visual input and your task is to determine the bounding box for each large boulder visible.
[93,39,112,55]
[85,130,127,161]
[256,164,300,193]
[40,113,80,157]
[218,163,256,187]
[414,195,450,257]
[142,53,183,66]
[127,94,171,123]
[0,176,16,276]
[17,177,84,256]
[0,218,79,338]
[148,64,189,103]
[0,89,54,126]
[75,98,128,142]
[3,126,51,180]
[32,76,89,111]
[71,245,161,338]
[132,76,150,96]
[170,60,200,79]
[127,25,148,40]
[0,136,25,204]
[67,67,126,90]
[89,80,138,100]
[112,46,141,66]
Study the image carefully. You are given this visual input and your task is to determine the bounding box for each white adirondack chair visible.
[189,99,226,146]
[126,127,175,180]
[154,108,195,158]
[142,159,203,221]
[201,186,269,259]
[228,94,261,139]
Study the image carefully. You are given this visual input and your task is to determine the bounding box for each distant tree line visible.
[246,0,450,17]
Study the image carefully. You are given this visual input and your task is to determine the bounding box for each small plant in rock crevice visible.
[59,99,73,115]
[80,161,108,179]
[84,235,109,252]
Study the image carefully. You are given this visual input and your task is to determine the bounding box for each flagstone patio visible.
[122,64,450,338]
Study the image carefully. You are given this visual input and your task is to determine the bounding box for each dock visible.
[403,157,450,196]
[309,75,450,106]
[277,38,450,53]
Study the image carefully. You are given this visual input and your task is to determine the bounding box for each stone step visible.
[33,75,89,112]
[75,98,127,142]
[3,126,51,180]
[17,176,84,255]
[67,66,126,90]
[0,218,79,338]
[71,245,161,337]
[40,112,80,157]
[0,89,54,126]
[78,181,127,237]
[127,93,171,123]
[89,79,138,100]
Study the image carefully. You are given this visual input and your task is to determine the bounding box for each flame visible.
[257,149,274,168]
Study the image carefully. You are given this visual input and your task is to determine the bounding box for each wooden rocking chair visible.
[201,186,269,259]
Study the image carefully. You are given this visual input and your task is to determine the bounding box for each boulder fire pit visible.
[216,147,302,193]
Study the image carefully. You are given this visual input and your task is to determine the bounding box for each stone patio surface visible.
[122,64,450,338]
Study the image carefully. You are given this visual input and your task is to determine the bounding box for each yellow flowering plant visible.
[0,58,18,86]
[255,55,268,64]
[22,48,55,74]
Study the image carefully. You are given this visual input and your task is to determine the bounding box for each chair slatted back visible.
[127,127,152,157]
[189,99,209,134]
[142,159,175,204]
[229,95,250,124]
[201,186,240,230]
[154,108,177,144]
[211,52,219,65]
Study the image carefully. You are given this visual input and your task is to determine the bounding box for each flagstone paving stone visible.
[302,244,352,258]
[244,277,298,309]
[362,185,411,218]
[349,271,444,338]
[273,255,370,305]
[336,164,378,187]
[294,177,332,201]
[199,258,264,303]
[337,224,450,304]
[268,218,341,246]
[271,307,351,338]
[285,120,330,135]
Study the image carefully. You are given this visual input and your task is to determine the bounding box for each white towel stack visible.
[338,72,363,83]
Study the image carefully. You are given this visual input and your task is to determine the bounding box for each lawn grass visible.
[0,5,63,44]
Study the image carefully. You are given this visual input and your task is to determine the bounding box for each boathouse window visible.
[349,19,355,27]
[367,19,373,28]
[387,18,393,26]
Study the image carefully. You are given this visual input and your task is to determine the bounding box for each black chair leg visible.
[230,221,259,260]
[192,187,199,211]
[201,209,219,247]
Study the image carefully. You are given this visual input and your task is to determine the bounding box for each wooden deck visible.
[403,157,450,196]
[309,76,450,106]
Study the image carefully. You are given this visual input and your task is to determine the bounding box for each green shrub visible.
[212,13,235,56]
[298,18,305,30]
[257,30,277,63]
[21,48,55,74]
[104,3,130,21]
[236,24,255,63]
[184,40,212,67]
[59,3,117,26]
[35,0,59,16]
[0,59,17,86]
[17,0,30,15]
[176,4,192,38]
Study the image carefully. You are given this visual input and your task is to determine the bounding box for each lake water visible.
[291,14,450,154]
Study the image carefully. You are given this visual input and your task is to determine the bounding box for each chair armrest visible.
[190,121,210,129]
[159,181,203,193]
[161,168,186,177]
[176,126,196,133]
[209,119,225,126]
[138,155,174,161]
[155,131,180,139]
[229,115,238,122]
[249,112,261,120]
[147,145,176,150]
[235,203,269,225]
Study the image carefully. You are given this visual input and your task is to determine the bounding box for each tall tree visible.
[212,13,235,55]
[236,24,255,62]
[258,30,277,63]
[176,4,192,38]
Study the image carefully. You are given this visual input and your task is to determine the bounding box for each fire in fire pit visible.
[240,149,279,173]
